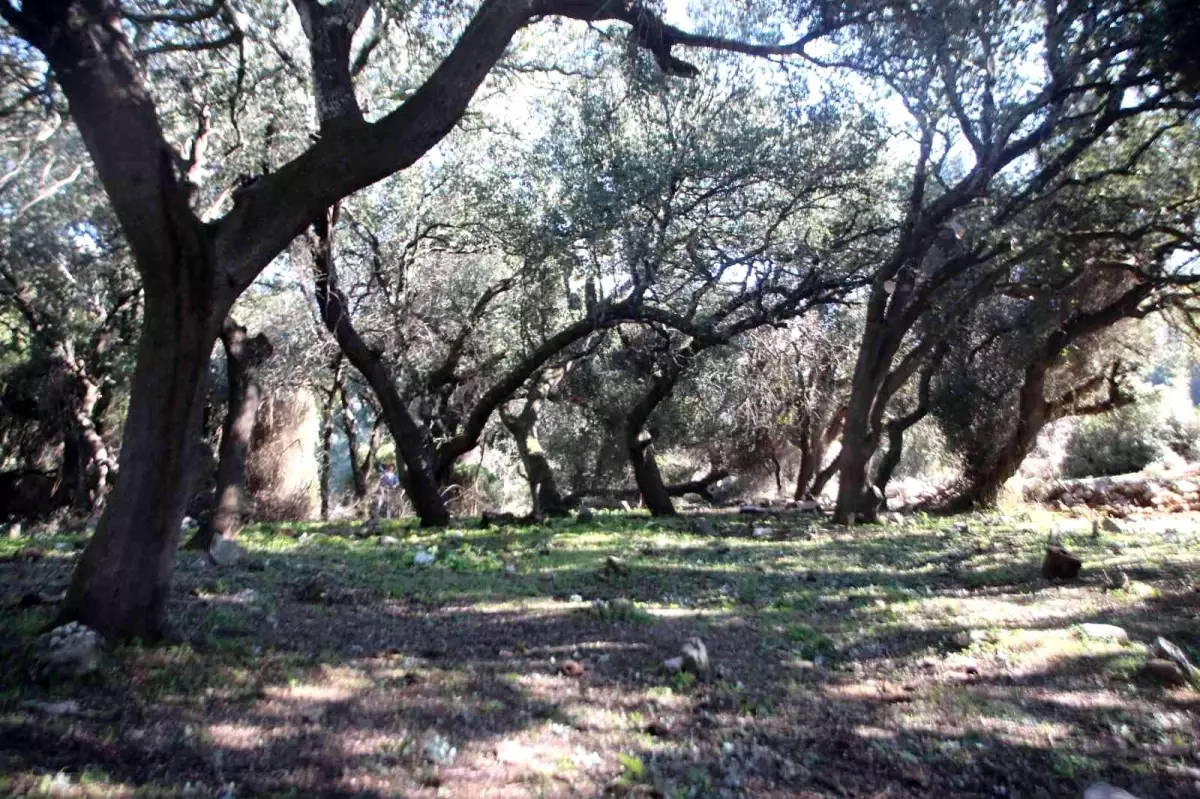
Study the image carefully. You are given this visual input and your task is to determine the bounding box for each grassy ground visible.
[1,509,1198,798]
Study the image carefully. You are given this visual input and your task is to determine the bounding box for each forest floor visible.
[1,508,1199,798]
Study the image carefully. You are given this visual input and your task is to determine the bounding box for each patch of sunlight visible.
[207,722,269,749]
[265,682,358,702]
[853,725,897,740]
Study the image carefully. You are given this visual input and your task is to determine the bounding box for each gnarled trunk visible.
[61,295,224,640]
[187,318,272,550]
[309,206,449,526]
[629,439,675,516]
[501,369,569,517]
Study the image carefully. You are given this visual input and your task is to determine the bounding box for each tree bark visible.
[630,439,676,516]
[186,318,272,550]
[501,368,569,517]
[318,355,344,520]
[61,296,225,640]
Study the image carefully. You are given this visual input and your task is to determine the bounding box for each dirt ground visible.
[1,508,1198,798]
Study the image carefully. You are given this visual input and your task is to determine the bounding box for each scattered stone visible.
[575,508,595,524]
[379,536,401,546]
[1153,636,1199,683]
[681,637,709,677]
[953,522,969,533]
[1077,623,1128,644]
[208,535,245,568]
[21,699,81,716]
[421,731,457,765]
[568,593,583,603]
[36,622,102,680]
[1084,784,1144,799]
[559,659,585,677]
[602,555,625,575]
[1141,659,1188,687]
[662,656,685,673]
[413,550,436,566]
[495,739,537,765]
[1042,546,1082,580]
[752,526,770,538]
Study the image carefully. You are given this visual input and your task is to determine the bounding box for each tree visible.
[184,318,272,550]
[824,0,1200,523]
[2,0,870,637]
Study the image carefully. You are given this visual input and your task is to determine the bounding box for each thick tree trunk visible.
[188,319,272,549]
[342,389,372,501]
[309,207,449,526]
[61,298,224,640]
[501,369,569,517]
[630,441,676,516]
[504,416,569,517]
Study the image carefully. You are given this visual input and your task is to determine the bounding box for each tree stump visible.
[1042,546,1082,580]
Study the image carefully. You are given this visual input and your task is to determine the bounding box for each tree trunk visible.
[501,369,569,517]
[318,356,344,520]
[630,440,676,516]
[341,388,371,501]
[505,417,568,517]
[60,297,224,640]
[71,375,111,515]
[309,206,449,526]
[186,318,271,550]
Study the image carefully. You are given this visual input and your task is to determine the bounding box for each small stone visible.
[752,526,770,538]
[568,593,583,603]
[1141,659,1188,686]
[575,508,595,524]
[1153,637,1198,682]
[953,522,969,533]
[559,659,585,677]
[1077,623,1128,643]
[421,731,457,765]
[662,656,684,673]
[36,623,102,680]
[1084,783,1143,799]
[681,637,709,677]
[413,550,435,566]
[1101,517,1124,534]
[603,555,625,575]
[208,535,245,568]
[22,699,80,716]
[379,536,400,546]
[691,518,717,536]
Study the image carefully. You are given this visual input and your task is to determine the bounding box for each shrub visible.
[1061,403,1167,478]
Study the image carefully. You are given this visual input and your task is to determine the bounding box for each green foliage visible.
[1060,399,1196,478]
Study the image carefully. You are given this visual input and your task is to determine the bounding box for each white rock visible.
[1084,783,1143,799]
[208,535,245,568]
[662,656,684,672]
[413,550,435,566]
[1077,623,1128,643]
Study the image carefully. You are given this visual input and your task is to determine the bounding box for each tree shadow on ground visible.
[1,513,1199,797]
